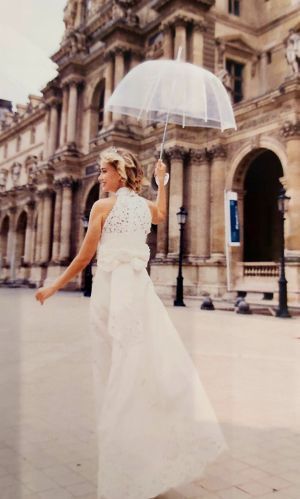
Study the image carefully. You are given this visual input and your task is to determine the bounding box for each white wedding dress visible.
[89,186,228,499]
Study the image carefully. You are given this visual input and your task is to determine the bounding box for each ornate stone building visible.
[0,0,300,303]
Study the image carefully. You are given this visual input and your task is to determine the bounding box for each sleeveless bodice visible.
[96,187,152,272]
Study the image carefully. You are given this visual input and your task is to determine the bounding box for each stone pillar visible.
[174,18,187,60]
[167,147,185,256]
[186,149,210,259]
[59,85,69,147]
[210,145,227,258]
[67,81,79,145]
[191,22,204,66]
[52,180,63,263]
[43,107,50,160]
[162,24,173,59]
[113,48,125,122]
[35,193,44,262]
[48,101,59,156]
[59,178,73,263]
[103,53,114,128]
[40,189,53,263]
[23,200,35,265]
[156,160,170,258]
[285,132,300,253]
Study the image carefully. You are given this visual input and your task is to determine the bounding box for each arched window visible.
[98,85,105,132]
[90,79,106,138]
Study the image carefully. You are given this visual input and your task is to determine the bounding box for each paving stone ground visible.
[0,288,300,499]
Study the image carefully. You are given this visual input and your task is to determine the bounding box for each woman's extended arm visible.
[35,200,103,304]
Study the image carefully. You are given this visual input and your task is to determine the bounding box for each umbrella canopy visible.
[105,58,237,132]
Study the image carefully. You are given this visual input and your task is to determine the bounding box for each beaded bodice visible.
[96,187,152,272]
[102,187,152,237]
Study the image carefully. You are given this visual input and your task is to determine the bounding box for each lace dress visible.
[89,186,228,499]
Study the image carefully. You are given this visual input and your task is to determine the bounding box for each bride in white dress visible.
[35,147,228,499]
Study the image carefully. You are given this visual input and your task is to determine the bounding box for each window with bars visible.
[228,0,240,16]
[226,59,244,103]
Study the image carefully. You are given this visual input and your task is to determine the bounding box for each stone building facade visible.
[0,0,300,303]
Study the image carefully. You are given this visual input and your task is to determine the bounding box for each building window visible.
[30,127,36,144]
[226,59,244,103]
[16,135,21,152]
[267,51,272,64]
[228,0,240,16]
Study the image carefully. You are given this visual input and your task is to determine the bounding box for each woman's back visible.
[97,187,152,272]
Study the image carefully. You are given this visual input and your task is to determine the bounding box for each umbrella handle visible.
[159,118,169,160]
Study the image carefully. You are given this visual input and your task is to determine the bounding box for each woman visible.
[35,147,228,499]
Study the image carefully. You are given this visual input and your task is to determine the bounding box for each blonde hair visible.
[99,147,149,194]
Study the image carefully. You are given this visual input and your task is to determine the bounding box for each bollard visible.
[200,297,215,310]
[236,300,252,315]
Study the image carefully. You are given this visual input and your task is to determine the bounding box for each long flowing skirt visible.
[89,263,228,499]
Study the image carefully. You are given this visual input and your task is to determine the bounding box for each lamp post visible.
[81,215,93,297]
[276,187,291,318]
[174,206,188,307]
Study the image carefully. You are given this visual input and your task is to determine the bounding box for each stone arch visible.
[90,79,105,138]
[82,179,100,212]
[15,211,27,266]
[84,182,100,218]
[226,137,287,191]
[228,144,285,263]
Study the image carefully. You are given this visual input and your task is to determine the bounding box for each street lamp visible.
[276,187,291,318]
[81,214,93,297]
[174,206,188,307]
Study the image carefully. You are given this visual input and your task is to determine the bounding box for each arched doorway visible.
[16,211,27,267]
[243,150,283,262]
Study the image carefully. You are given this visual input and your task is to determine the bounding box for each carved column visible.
[40,189,53,263]
[186,149,210,259]
[23,200,35,265]
[162,23,173,59]
[156,160,170,258]
[35,192,44,263]
[59,178,73,263]
[48,101,59,156]
[174,18,187,60]
[210,145,227,258]
[103,53,114,128]
[67,81,79,144]
[283,124,300,253]
[185,150,204,258]
[59,85,69,147]
[113,48,125,122]
[167,146,185,256]
[52,180,63,263]
[191,22,205,66]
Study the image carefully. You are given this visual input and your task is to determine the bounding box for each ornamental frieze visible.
[280,120,300,137]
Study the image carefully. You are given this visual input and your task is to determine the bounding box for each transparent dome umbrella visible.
[105,47,237,184]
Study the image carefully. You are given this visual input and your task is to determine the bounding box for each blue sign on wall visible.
[225,191,240,246]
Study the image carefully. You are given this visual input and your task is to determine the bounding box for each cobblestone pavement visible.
[0,288,300,499]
